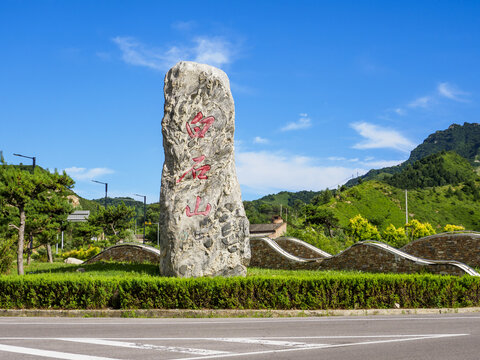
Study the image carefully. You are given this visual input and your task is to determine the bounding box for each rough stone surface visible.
[159,61,250,278]
[317,243,467,276]
[64,257,83,265]
[250,238,475,276]
[401,233,480,268]
[84,244,160,264]
[249,238,321,270]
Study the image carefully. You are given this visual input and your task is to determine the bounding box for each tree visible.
[88,202,135,246]
[70,222,102,248]
[405,219,435,240]
[0,164,74,275]
[382,224,408,248]
[25,190,73,263]
[346,214,381,242]
[305,206,339,236]
[0,191,16,274]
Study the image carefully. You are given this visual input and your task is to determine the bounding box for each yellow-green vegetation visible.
[61,246,101,261]
[322,180,480,232]
[381,224,409,247]
[444,224,466,232]
[346,214,381,242]
[405,219,435,239]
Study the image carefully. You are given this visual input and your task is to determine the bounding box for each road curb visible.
[1,307,480,318]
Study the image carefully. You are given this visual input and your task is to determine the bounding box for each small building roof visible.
[249,223,283,234]
[67,210,90,223]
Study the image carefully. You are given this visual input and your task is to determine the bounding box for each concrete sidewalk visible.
[1,307,480,318]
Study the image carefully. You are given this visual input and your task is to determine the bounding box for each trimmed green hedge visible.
[1,273,479,310]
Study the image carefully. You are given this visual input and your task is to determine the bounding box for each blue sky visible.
[1,1,479,202]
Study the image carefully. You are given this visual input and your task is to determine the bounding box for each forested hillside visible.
[346,122,480,187]
[408,122,480,164]
[385,151,476,189]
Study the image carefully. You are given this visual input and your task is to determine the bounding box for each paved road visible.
[0,313,479,359]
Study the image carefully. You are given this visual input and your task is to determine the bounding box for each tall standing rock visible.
[159,61,250,277]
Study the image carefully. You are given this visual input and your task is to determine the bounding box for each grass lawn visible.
[6,259,362,278]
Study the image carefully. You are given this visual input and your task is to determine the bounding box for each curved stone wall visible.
[85,243,161,264]
[274,237,331,259]
[249,237,478,276]
[83,237,480,277]
[401,232,480,268]
[249,238,321,270]
[317,241,476,276]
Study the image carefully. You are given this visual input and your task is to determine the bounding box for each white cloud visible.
[360,159,405,168]
[327,155,403,168]
[112,36,233,71]
[351,122,415,153]
[393,108,406,115]
[64,167,114,181]
[253,136,269,144]
[281,114,312,131]
[236,150,365,193]
[193,37,232,67]
[408,96,433,108]
[437,82,469,102]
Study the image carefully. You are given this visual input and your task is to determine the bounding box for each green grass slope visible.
[320,180,480,231]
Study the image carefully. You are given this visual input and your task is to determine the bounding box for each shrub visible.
[382,224,408,248]
[443,224,465,232]
[62,246,101,260]
[406,219,435,240]
[346,215,381,242]
[0,272,479,310]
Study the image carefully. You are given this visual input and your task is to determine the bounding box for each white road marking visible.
[178,334,469,360]
[0,343,120,360]
[0,333,469,341]
[57,338,229,356]
[214,337,326,348]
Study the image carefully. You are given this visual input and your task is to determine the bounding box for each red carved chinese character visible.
[186,112,215,138]
[186,196,211,217]
[177,156,211,183]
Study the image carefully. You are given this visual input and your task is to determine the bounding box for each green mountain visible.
[385,151,476,189]
[408,122,480,165]
[346,122,480,187]
[244,123,480,230]
[316,179,480,232]
[244,190,327,224]
[91,197,144,209]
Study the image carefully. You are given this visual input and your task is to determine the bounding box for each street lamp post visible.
[134,194,146,244]
[13,153,36,254]
[92,180,108,209]
[13,153,36,173]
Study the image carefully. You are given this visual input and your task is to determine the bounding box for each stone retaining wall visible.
[401,233,480,268]
[250,238,475,276]
[85,244,160,264]
[274,238,331,259]
[318,242,466,276]
[249,238,321,270]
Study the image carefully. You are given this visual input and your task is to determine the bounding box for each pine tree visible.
[0,163,74,274]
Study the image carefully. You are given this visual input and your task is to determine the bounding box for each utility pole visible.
[405,189,408,224]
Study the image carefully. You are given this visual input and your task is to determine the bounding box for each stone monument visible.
[159,61,250,277]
